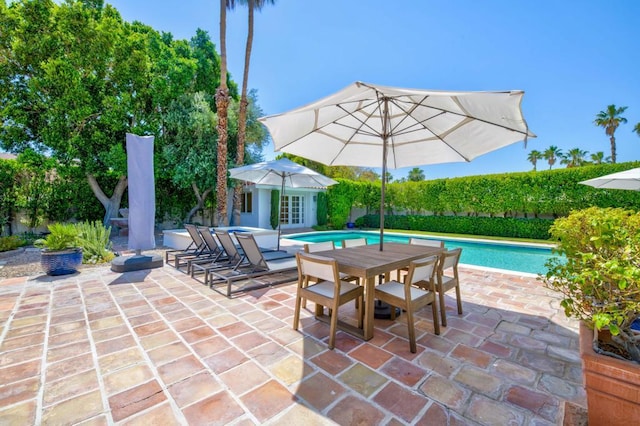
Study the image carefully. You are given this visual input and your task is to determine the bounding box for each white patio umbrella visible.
[579,167,640,191]
[259,81,535,250]
[229,158,337,250]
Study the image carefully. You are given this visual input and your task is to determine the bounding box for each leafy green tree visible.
[590,151,610,165]
[594,104,628,163]
[15,149,55,231]
[527,150,543,171]
[163,92,220,224]
[543,146,562,170]
[231,0,276,226]
[561,148,589,168]
[0,158,19,236]
[358,169,380,182]
[0,1,198,225]
[407,167,425,181]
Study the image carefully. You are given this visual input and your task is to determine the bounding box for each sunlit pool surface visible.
[285,231,557,275]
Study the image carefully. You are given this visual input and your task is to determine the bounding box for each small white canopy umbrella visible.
[229,158,337,249]
[580,167,640,191]
[259,81,535,250]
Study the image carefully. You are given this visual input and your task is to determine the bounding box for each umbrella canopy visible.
[229,158,337,249]
[579,167,640,191]
[259,81,535,250]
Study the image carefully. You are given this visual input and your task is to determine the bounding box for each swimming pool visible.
[284,231,557,275]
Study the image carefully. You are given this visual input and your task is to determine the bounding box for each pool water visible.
[285,231,557,275]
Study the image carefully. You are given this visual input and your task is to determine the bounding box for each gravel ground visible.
[0,234,170,278]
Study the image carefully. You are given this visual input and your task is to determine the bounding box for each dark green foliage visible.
[270,190,280,230]
[316,192,328,226]
[0,235,24,252]
[0,159,19,236]
[355,214,553,240]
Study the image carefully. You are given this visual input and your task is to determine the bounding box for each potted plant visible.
[542,206,640,425]
[34,222,83,275]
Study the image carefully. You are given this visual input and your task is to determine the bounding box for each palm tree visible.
[561,148,588,168]
[215,0,235,226]
[590,151,610,165]
[407,167,425,181]
[232,0,276,225]
[594,104,628,163]
[634,122,640,137]
[543,146,562,170]
[527,150,543,171]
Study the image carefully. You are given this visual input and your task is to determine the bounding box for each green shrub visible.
[317,192,328,226]
[355,214,553,240]
[75,221,114,264]
[542,207,640,362]
[270,190,280,230]
[0,235,24,252]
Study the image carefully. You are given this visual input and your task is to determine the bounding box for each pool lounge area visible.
[0,234,586,425]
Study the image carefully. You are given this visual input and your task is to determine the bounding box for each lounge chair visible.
[186,226,234,275]
[207,233,297,297]
[190,230,248,285]
[375,255,440,353]
[166,224,215,270]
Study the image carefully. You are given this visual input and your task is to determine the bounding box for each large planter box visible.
[580,322,640,425]
[40,248,83,276]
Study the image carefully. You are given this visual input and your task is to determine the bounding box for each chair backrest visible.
[409,238,444,248]
[197,226,221,253]
[342,238,367,248]
[236,233,269,271]
[407,256,439,288]
[296,252,339,283]
[185,224,206,251]
[439,248,462,273]
[214,230,243,263]
[304,241,335,253]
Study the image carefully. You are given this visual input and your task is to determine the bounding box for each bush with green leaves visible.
[270,190,280,230]
[0,235,24,252]
[75,221,114,264]
[542,207,640,362]
[34,223,79,251]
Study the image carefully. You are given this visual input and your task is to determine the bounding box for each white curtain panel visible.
[126,133,156,250]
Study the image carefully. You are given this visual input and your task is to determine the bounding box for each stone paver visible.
[0,259,585,424]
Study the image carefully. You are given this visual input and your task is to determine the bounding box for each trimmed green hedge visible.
[355,214,554,240]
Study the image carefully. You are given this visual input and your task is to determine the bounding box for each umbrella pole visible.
[277,175,285,251]
[379,97,390,251]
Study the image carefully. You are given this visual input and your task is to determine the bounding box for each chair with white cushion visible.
[436,248,463,326]
[375,255,440,353]
[293,252,364,349]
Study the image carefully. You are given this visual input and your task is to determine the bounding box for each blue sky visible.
[106,0,640,180]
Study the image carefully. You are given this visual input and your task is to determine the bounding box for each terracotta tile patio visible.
[0,253,586,424]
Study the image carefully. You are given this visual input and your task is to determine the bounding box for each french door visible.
[280,195,305,226]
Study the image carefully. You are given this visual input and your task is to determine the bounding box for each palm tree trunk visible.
[610,135,617,163]
[215,0,230,227]
[232,0,255,226]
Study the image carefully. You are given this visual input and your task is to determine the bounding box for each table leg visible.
[364,276,376,340]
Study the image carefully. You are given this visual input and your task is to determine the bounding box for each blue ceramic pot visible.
[40,248,83,276]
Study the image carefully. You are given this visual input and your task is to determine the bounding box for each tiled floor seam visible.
[96,272,191,424]
[33,283,53,425]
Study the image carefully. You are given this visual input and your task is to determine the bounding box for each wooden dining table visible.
[313,242,444,340]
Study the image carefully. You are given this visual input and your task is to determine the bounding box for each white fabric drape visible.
[126,133,156,250]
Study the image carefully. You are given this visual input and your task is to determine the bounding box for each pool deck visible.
[0,231,586,424]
